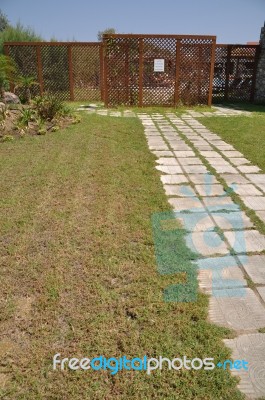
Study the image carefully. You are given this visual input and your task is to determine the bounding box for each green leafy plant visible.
[15,76,39,103]
[33,94,64,121]
[18,107,36,126]
[2,134,14,142]
[0,54,18,102]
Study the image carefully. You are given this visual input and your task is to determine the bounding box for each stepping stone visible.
[194,145,213,151]
[185,231,229,256]
[176,157,203,166]
[209,288,265,330]
[174,211,215,232]
[240,196,265,211]
[212,211,253,230]
[213,165,238,174]
[174,151,196,157]
[256,210,265,223]
[232,184,263,196]
[161,175,189,184]
[203,196,240,212]
[204,158,228,166]
[224,230,265,253]
[149,145,169,151]
[200,151,223,158]
[152,150,174,157]
[230,158,251,166]
[170,145,192,151]
[246,174,265,185]
[214,144,236,151]
[187,174,218,184]
[156,158,180,166]
[197,255,246,292]
[221,150,245,158]
[156,165,183,174]
[224,333,265,399]
[182,165,208,174]
[168,197,205,212]
[221,174,250,185]
[238,255,265,284]
[238,165,261,174]
[163,184,196,197]
[195,184,226,197]
[257,287,265,302]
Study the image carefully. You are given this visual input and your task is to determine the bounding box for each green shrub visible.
[33,94,64,121]
[2,134,14,142]
[18,108,36,126]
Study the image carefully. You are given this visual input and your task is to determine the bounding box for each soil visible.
[0,104,79,141]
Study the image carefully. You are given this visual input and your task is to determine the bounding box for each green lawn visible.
[0,113,243,399]
[201,108,265,172]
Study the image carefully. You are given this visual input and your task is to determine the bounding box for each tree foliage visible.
[0,21,43,54]
[0,10,9,32]
[97,28,116,42]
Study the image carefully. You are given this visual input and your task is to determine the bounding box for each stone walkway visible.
[76,104,252,118]
[138,112,265,399]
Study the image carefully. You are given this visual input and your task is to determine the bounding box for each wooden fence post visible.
[68,45,74,101]
[138,38,144,107]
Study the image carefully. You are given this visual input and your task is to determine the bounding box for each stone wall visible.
[255,23,265,103]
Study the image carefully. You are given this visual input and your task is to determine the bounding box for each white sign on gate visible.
[154,59,165,72]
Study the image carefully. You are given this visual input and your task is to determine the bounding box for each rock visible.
[3,92,20,104]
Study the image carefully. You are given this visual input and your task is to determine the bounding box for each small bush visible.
[2,134,14,142]
[33,94,65,121]
[18,108,36,126]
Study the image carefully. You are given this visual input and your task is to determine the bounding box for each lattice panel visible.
[178,38,214,105]
[7,45,40,99]
[41,45,70,100]
[143,38,176,105]
[104,37,140,106]
[72,45,101,101]
[104,35,215,107]
[213,45,259,103]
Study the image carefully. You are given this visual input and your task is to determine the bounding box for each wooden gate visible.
[103,34,216,107]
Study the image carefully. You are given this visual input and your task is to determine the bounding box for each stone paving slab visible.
[152,150,174,157]
[238,166,261,174]
[212,165,238,174]
[163,184,196,197]
[212,211,254,230]
[174,150,196,157]
[185,231,229,256]
[161,175,189,184]
[238,255,265,284]
[156,165,183,174]
[221,150,245,158]
[175,157,203,165]
[156,158,180,166]
[224,333,265,399]
[214,144,236,151]
[224,230,265,253]
[246,174,265,185]
[195,184,226,197]
[255,183,265,193]
[186,174,218,184]
[197,255,247,291]
[240,196,265,211]
[221,174,250,185]
[149,145,169,151]
[194,145,213,151]
[168,197,206,212]
[182,165,208,174]
[203,196,240,212]
[174,212,215,232]
[232,184,263,196]
[200,151,223,158]
[230,157,251,166]
[209,288,265,330]
[205,158,228,165]
[257,287,265,302]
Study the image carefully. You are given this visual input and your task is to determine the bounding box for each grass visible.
[0,113,244,399]
[200,108,265,172]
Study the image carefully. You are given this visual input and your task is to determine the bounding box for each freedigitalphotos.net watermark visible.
[151,173,247,302]
[53,354,248,375]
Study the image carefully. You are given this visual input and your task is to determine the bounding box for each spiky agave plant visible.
[0,55,18,103]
